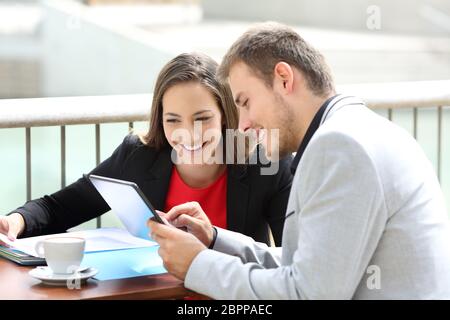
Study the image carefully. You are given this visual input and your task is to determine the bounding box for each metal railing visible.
[338,80,450,182]
[0,94,152,227]
[1,80,449,226]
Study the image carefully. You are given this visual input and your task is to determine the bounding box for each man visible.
[148,22,450,299]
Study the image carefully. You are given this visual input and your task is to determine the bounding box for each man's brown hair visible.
[218,22,335,96]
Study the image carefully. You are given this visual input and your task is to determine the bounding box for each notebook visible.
[0,246,45,266]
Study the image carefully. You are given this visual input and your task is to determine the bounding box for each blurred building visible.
[203,0,450,35]
[1,0,449,99]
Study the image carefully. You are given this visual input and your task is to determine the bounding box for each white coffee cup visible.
[35,237,85,274]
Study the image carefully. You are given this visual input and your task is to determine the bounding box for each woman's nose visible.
[182,122,202,145]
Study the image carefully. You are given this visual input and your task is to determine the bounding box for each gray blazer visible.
[184,95,450,299]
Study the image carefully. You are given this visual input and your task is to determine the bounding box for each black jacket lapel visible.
[226,165,250,233]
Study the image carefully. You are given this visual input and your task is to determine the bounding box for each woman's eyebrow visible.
[164,112,181,117]
[193,110,213,116]
[164,110,213,117]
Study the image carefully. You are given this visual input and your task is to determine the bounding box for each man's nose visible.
[238,112,252,134]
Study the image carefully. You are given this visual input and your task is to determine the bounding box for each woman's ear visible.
[273,62,294,94]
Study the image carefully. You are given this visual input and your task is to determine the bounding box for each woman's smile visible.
[178,140,211,153]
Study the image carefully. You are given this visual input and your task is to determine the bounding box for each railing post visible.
[437,106,442,182]
[95,124,101,229]
[61,126,66,188]
[413,107,418,139]
[26,127,31,202]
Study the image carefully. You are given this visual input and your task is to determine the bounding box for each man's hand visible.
[163,202,214,247]
[147,219,207,280]
[0,213,25,246]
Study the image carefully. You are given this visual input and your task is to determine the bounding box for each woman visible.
[0,53,293,246]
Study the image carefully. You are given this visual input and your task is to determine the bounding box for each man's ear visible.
[273,62,294,94]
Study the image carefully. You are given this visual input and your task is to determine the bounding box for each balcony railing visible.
[1,80,449,226]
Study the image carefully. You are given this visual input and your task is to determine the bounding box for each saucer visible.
[29,266,98,286]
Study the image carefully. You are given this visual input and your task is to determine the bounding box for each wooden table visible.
[0,258,197,300]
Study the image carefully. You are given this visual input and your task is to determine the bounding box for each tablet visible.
[87,174,167,240]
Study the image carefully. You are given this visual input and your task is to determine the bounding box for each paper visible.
[0,233,15,248]
[80,246,166,281]
[0,228,157,257]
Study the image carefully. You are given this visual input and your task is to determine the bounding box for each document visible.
[81,246,166,281]
[0,227,157,257]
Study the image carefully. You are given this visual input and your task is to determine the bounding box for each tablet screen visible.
[88,175,158,240]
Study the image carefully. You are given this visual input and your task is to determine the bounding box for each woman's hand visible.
[161,201,214,247]
[0,213,25,246]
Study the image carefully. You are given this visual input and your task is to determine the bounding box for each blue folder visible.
[81,245,167,281]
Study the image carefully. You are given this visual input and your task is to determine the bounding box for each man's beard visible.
[270,92,297,159]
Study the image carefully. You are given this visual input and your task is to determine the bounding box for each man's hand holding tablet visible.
[148,202,218,280]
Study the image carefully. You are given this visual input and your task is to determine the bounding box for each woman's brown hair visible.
[140,52,239,156]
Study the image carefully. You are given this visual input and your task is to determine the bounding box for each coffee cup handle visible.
[34,241,45,258]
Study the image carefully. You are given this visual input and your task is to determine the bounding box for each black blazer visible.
[12,135,293,245]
